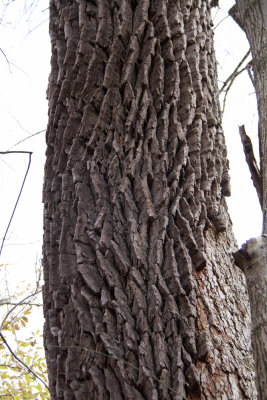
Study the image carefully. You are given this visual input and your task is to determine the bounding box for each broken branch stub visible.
[239,125,263,209]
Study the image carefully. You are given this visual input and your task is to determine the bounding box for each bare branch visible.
[213,15,230,30]
[7,129,45,150]
[220,50,251,94]
[221,64,248,114]
[0,151,33,155]
[0,47,12,73]
[0,289,42,330]
[0,152,32,258]
[0,302,42,307]
[0,332,49,390]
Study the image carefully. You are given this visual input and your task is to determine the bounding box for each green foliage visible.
[0,290,50,400]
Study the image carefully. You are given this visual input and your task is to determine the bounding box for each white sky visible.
[212,1,262,242]
[0,0,49,298]
[0,0,263,301]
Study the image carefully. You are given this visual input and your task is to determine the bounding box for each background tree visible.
[43,1,257,399]
[230,0,267,398]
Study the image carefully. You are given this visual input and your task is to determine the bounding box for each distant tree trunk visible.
[43,1,256,399]
[231,1,267,399]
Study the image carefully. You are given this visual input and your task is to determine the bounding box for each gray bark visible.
[235,0,267,233]
[233,237,267,400]
[232,1,267,398]
[43,1,256,399]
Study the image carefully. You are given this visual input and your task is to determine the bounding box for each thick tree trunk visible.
[232,1,267,398]
[43,1,256,399]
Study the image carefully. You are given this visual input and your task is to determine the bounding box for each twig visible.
[1,289,42,330]
[0,302,42,307]
[213,15,229,30]
[0,48,12,73]
[0,332,49,390]
[221,64,248,114]
[7,130,45,151]
[239,125,263,208]
[220,50,251,94]
[0,151,32,258]
[0,151,33,155]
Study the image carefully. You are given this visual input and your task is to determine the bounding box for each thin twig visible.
[7,130,45,151]
[221,65,248,114]
[0,332,49,390]
[0,151,33,155]
[23,17,48,39]
[213,15,229,30]
[0,151,32,258]
[0,302,42,307]
[220,49,251,94]
[0,48,12,73]
[0,289,42,330]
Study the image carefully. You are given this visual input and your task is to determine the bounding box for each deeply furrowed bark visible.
[43,1,256,399]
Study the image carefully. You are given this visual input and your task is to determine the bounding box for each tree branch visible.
[0,332,49,390]
[7,129,45,151]
[0,48,12,73]
[0,151,32,258]
[0,302,42,307]
[0,289,42,330]
[219,50,251,94]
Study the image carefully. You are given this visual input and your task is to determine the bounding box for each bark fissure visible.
[43,1,256,399]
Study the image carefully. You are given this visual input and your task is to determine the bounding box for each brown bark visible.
[43,1,256,399]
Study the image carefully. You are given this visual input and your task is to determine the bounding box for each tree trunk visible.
[231,1,267,398]
[43,1,256,399]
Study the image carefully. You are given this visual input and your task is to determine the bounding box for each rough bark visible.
[43,1,256,399]
[232,1,267,398]
[233,236,267,400]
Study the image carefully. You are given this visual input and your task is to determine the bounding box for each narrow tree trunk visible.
[235,0,267,233]
[43,1,256,399]
[232,1,267,398]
